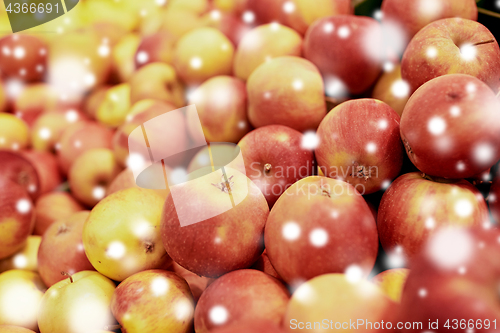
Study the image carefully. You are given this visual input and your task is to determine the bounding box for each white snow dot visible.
[292,79,303,91]
[39,127,51,140]
[242,11,255,24]
[378,119,388,130]
[106,241,126,259]
[323,22,334,33]
[344,265,363,283]
[150,277,169,296]
[13,47,25,59]
[426,47,438,58]
[391,80,410,98]
[136,51,149,64]
[450,106,461,117]
[190,57,203,69]
[460,44,476,61]
[13,254,27,269]
[169,168,188,185]
[210,10,222,20]
[92,186,106,200]
[98,45,110,57]
[338,26,350,39]
[418,288,427,298]
[65,110,78,122]
[209,306,228,325]
[473,143,495,165]
[383,61,395,72]
[427,228,473,270]
[454,199,473,217]
[366,142,377,153]
[428,117,446,135]
[309,228,328,247]
[16,199,31,214]
[301,131,320,150]
[425,217,435,229]
[282,222,301,241]
[282,1,295,13]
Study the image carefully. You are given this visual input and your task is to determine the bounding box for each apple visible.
[169,262,214,302]
[208,320,287,333]
[34,192,84,236]
[264,176,378,285]
[111,33,140,82]
[0,151,40,199]
[0,80,7,113]
[372,64,410,117]
[238,125,314,206]
[250,249,284,282]
[188,76,249,143]
[0,34,47,82]
[398,227,500,331]
[107,168,171,200]
[38,211,96,287]
[69,148,122,207]
[315,99,404,194]
[111,269,195,333]
[0,113,29,151]
[31,111,87,153]
[283,274,396,332]
[304,15,384,96]
[377,172,489,259]
[212,0,247,14]
[401,18,500,93]
[83,188,171,281]
[57,121,114,175]
[134,32,176,68]
[0,270,46,331]
[95,83,131,128]
[371,268,410,303]
[173,27,234,85]
[400,74,500,179]
[0,235,41,273]
[161,167,269,277]
[381,0,478,43]
[168,0,209,14]
[194,269,289,333]
[0,178,34,259]
[201,10,253,46]
[247,56,326,132]
[0,326,36,333]
[128,63,185,107]
[21,150,62,195]
[159,8,204,41]
[244,0,286,26]
[233,23,302,81]
[84,85,111,120]
[12,84,58,127]
[37,271,116,333]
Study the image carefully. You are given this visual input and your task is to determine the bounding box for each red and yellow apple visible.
[371,268,410,303]
[0,235,41,273]
[34,192,84,236]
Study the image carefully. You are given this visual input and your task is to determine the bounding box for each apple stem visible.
[264,163,272,173]
[472,39,495,47]
[61,271,73,283]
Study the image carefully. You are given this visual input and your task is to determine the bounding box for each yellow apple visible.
[0,326,36,333]
[173,27,234,85]
[96,83,132,128]
[111,33,140,82]
[0,270,46,331]
[83,188,171,281]
[111,270,194,333]
[38,271,116,333]
[371,268,410,303]
[372,64,410,117]
[160,9,204,41]
[233,23,303,81]
[0,114,29,151]
[69,148,122,207]
[0,236,41,273]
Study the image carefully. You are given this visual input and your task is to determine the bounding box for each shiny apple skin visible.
[265,176,378,285]
[400,74,500,179]
[316,99,403,195]
[377,172,489,259]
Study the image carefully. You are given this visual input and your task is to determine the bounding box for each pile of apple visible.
[0,0,500,332]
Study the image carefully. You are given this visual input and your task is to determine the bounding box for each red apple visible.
[34,192,84,236]
[400,74,500,179]
[247,56,326,132]
[169,261,214,302]
[0,34,47,82]
[377,172,489,259]
[38,211,95,287]
[188,75,249,143]
[284,274,396,332]
[134,31,176,68]
[238,125,314,206]
[304,15,383,96]
[0,178,34,259]
[398,226,500,331]
[316,99,403,194]
[194,269,289,333]
[57,121,114,175]
[0,151,40,200]
[69,148,122,207]
[265,176,378,285]
[382,0,478,46]
[401,18,500,93]
[161,167,269,277]
[21,150,62,195]
[111,269,194,333]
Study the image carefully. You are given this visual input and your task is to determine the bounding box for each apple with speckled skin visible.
[188,75,249,143]
[304,15,383,96]
[0,178,34,260]
[161,167,269,278]
[111,270,194,333]
[400,74,500,179]
[238,125,314,206]
[316,99,403,194]
[265,176,378,285]
[382,0,477,46]
[377,172,489,259]
[247,56,326,132]
[0,151,40,200]
[401,18,500,93]
[38,211,95,287]
[194,269,289,333]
